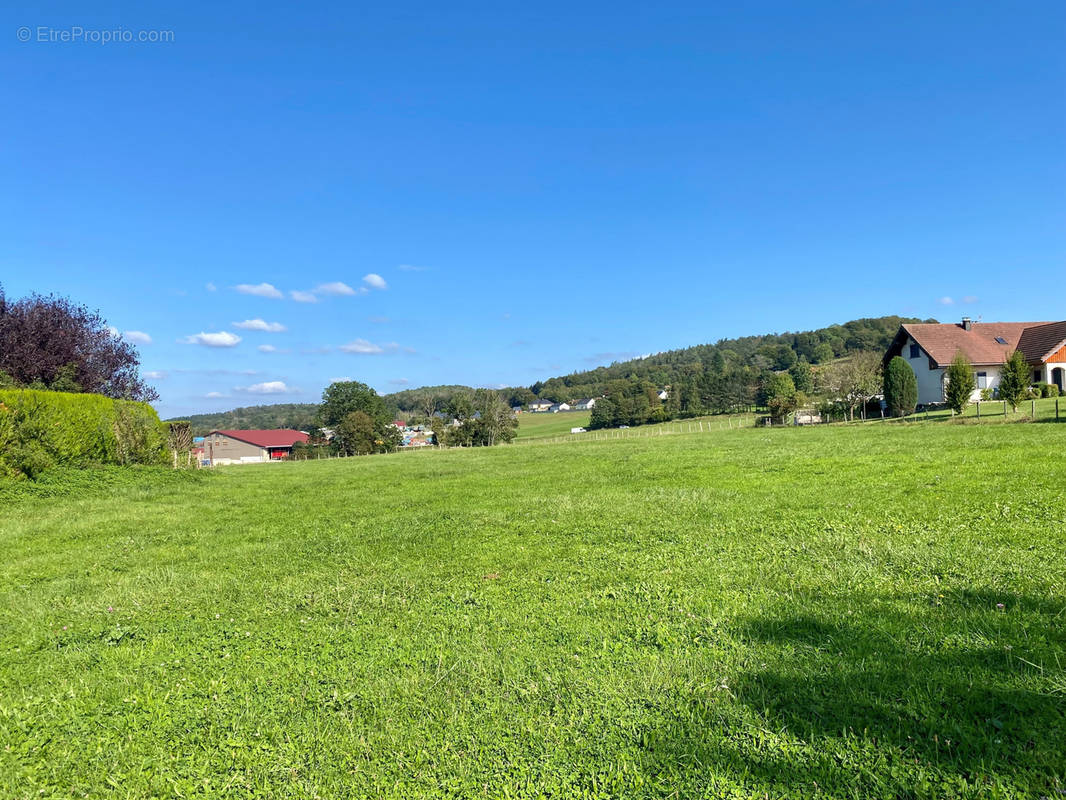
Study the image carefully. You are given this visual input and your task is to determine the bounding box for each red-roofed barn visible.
[204,429,309,466]
[885,317,1066,405]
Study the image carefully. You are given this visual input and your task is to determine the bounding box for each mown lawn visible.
[1,423,1064,798]
[514,409,591,439]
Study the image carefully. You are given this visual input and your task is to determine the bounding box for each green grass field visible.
[2,423,1064,798]
[514,409,591,439]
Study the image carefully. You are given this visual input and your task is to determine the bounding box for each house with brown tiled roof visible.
[884,317,1066,405]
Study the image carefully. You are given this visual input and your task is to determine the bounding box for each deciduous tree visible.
[319,381,389,428]
[824,352,881,421]
[0,285,156,401]
[764,372,799,423]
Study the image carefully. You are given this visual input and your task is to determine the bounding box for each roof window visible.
[994,337,1007,345]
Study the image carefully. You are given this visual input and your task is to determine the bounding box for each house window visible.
[994,337,1007,345]
[909,343,920,358]
[977,371,988,388]
[1034,370,1041,382]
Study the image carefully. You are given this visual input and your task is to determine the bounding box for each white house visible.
[657,390,668,400]
[573,398,597,410]
[884,318,1066,405]
[549,402,571,413]
[528,400,553,412]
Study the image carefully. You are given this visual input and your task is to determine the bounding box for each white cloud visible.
[330,376,354,383]
[233,318,287,332]
[143,370,167,380]
[938,296,955,306]
[397,264,428,272]
[205,391,227,399]
[181,331,242,348]
[289,290,318,303]
[108,326,120,338]
[123,330,153,345]
[240,381,297,395]
[234,282,283,299]
[206,282,217,292]
[314,281,358,296]
[963,295,979,304]
[339,338,384,354]
[362,273,387,290]
[257,344,291,353]
[338,339,412,355]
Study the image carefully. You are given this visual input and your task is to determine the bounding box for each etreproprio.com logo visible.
[17,26,174,44]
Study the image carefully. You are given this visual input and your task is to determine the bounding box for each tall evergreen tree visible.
[944,352,976,414]
[998,350,1031,411]
[883,356,918,417]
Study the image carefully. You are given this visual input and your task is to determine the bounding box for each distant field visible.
[2,423,1064,798]
[514,409,591,439]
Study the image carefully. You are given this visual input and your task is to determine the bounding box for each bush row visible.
[0,389,167,479]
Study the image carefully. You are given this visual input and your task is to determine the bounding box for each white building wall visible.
[972,366,1003,401]
[901,336,945,405]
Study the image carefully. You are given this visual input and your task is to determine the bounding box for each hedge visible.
[0,389,167,479]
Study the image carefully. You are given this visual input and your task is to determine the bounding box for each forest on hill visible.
[523,315,929,404]
[178,403,319,436]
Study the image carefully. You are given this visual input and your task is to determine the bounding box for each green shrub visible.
[1035,382,1060,398]
[0,388,167,479]
[979,388,994,401]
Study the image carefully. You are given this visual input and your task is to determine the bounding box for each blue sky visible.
[3,1,1064,418]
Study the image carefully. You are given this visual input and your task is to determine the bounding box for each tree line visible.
[296,381,519,457]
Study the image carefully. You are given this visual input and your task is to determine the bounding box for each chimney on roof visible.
[961,317,973,331]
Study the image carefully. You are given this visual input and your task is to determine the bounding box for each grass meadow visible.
[514,409,592,440]
[1,422,1064,798]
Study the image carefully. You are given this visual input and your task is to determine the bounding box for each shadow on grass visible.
[637,592,1066,797]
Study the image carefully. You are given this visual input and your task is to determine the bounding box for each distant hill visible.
[524,315,933,403]
[172,403,319,437]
